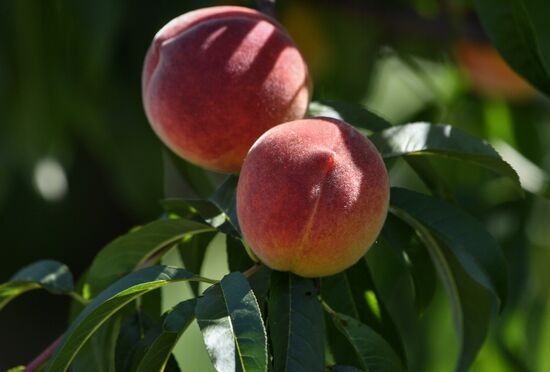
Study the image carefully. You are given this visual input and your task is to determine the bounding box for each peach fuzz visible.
[236,117,390,277]
[142,6,311,173]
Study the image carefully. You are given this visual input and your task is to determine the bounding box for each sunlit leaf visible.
[46,265,212,371]
[196,272,267,372]
[86,219,214,296]
[370,123,521,189]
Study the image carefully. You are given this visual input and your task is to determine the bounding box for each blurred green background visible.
[1,0,550,370]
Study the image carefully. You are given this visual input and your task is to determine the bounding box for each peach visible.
[236,117,390,277]
[142,6,311,173]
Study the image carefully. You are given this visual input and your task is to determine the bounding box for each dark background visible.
[1,0,550,370]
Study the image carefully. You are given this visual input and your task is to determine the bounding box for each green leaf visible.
[308,104,455,199]
[0,259,73,310]
[135,299,196,372]
[226,235,255,272]
[327,310,404,372]
[46,265,212,372]
[164,149,216,198]
[6,366,25,372]
[209,175,241,235]
[269,272,325,372]
[196,272,267,372]
[72,316,122,372]
[225,236,270,311]
[322,259,406,364]
[160,198,221,220]
[390,209,492,372]
[390,187,507,308]
[370,122,521,188]
[178,231,217,296]
[7,366,25,372]
[115,312,155,372]
[327,366,363,372]
[86,218,214,296]
[381,214,437,314]
[474,0,550,96]
[308,100,391,132]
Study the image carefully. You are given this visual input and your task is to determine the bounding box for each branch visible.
[243,264,262,278]
[24,334,63,372]
[256,0,276,18]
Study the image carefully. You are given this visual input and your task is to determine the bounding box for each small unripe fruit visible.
[237,117,390,277]
[142,6,311,172]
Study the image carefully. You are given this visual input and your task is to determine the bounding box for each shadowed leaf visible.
[0,260,73,310]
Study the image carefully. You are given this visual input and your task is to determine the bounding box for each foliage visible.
[2,0,550,371]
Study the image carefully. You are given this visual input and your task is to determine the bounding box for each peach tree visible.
[2,0,548,371]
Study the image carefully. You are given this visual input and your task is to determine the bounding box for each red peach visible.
[142,6,311,173]
[236,117,390,277]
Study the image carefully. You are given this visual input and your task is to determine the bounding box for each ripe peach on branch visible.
[237,117,390,277]
[142,6,311,172]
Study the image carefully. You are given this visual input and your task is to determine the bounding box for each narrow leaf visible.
[327,366,363,372]
[392,210,492,372]
[86,218,214,296]
[46,265,209,371]
[381,214,437,314]
[226,236,271,312]
[72,316,122,372]
[115,312,155,372]
[160,198,221,220]
[226,235,255,272]
[164,149,216,198]
[209,175,241,235]
[269,272,325,372]
[308,100,391,132]
[178,231,217,296]
[328,311,404,372]
[370,122,521,188]
[474,0,550,96]
[135,299,196,372]
[322,259,406,364]
[390,187,507,308]
[0,260,73,310]
[196,272,267,372]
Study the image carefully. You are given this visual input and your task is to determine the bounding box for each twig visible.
[256,0,276,18]
[24,334,63,372]
[69,291,88,305]
[243,264,263,278]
